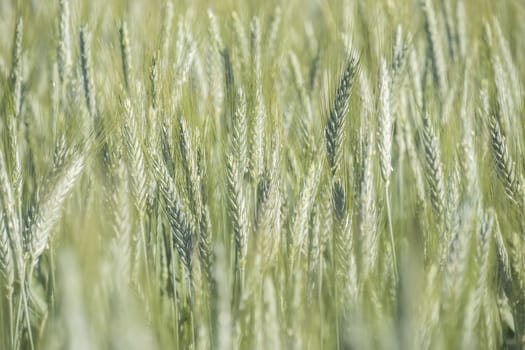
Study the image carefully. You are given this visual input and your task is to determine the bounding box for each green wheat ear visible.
[0,0,525,348]
[325,53,359,176]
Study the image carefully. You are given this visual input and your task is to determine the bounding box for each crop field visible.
[0,0,524,349]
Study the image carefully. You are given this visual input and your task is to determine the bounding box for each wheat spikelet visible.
[332,179,356,304]
[152,156,194,282]
[325,53,359,176]
[459,84,481,202]
[80,26,97,117]
[109,159,132,280]
[149,53,159,110]
[256,135,282,268]
[119,21,133,91]
[0,147,22,285]
[207,9,225,120]
[179,117,201,222]
[159,1,173,66]
[488,113,522,207]
[232,88,248,177]
[222,48,236,120]
[378,58,393,184]
[198,203,213,287]
[391,25,410,83]
[123,99,148,215]
[232,12,249,74]
[0,203,14,297]
[10,17,23,117]
[57,0,71,84]
[226,154,248,276]
[358,134,378,278]
[31,151,87,265]
[249,17,266,179]
[421,0,447,97]
[422,113,445,221]
[291,158,322,261]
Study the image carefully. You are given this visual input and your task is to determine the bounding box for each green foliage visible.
[0,0,524,349]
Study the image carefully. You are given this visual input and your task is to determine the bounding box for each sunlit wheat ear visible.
[488,112,522,208]
[80,26,97,117]
[226,154,248,276]
[57,0,71,83]
[0,200,14,298]
[456,0,467,59]
[179,117,201,222]
[159,0,173,65]
[31,151,87,266]
[232,12,249,74]
[232,88,248,177]
[292,158,322,262]
[119,21,133,91]
[149,52,159,110]
[198,202,213,288]
[421,0,447,97]
[153,157,194,287]
[378,58,393,184]
[0,146,22,287]
[123,99,148,215]
[332,179,356,303]
[359,134,378,278]
[0,151,15,297]
[221,48,236,114]
[422,113,445,222]
[391,25,410,83]
[207,9,225,118]
[108,157,132,280]
[249,16,266,179]
[10,17,23,118]
[325,53,359,176]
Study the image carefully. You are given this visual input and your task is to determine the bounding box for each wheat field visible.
[0,0,524,349]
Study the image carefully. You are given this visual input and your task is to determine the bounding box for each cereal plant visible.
[0,0,524,349]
